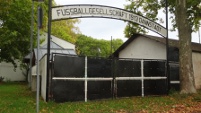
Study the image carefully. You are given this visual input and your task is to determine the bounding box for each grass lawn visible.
[0,82,201,113]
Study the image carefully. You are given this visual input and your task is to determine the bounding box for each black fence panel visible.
[169,64,180,90]
[168,47,179,62]
[53,55,85,102]
[143,61,167,95]
[115,60,141,77]
[144,61,166,77]
[51,55,169,102]
[87,81,112,100]
[87,58,112,100]
[54,55,85,77]
[115,60,141,97]
[87,58,112,77]
[117,80,141,97]
[144,80,167,95]
[52,81,84,102]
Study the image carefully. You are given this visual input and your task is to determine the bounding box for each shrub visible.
[0,76,4,82]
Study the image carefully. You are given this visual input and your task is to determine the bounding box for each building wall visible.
[31,65,37,91]
[119,36,166,60]
[30,55,48,101]
[0,61,25,81]
[40,55,47,101]
[192,52,201,89]
[117,36,201,89]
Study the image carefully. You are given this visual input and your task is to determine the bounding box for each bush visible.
[0,76,4,82]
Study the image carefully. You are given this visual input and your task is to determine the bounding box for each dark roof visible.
[111,33,201,57]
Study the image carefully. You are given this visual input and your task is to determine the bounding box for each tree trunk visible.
[175,0,196,94]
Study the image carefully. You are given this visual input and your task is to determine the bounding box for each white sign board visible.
[52,5,167,37]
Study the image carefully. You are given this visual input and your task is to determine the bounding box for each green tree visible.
[51,19,80,44]
[76,34,123,57]
[125,0,201,93]
[112,39,124,53]
[47,1,81,44]
[0,0,80,68]
[0,0,33,67]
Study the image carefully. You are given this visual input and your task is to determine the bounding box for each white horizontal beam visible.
[53,77,167,81]
[170,81,180,84]
[52,77,113,81]
[115,77,167,80]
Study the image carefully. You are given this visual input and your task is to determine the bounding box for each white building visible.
[0,47,26,82]
[112,34,201,89]
[0,61,26,82]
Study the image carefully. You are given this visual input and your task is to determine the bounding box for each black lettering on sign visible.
[129,14,138,22]
[154,25,161,32]
[88,8,94,14]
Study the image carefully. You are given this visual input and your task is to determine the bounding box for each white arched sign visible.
[52,4,167,37]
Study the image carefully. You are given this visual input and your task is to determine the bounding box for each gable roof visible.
[34,41,76,61]
[24,34,77,63]
[41,41,64,49]
[111,33,201,58]
[40,33,75,50]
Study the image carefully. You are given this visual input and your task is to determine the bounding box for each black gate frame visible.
[50,54,168,102]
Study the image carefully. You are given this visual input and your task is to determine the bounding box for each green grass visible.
[0,82,201,113]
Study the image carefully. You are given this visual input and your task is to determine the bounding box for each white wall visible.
[119,36,166,60]
[40,55,47,101]
[0,61,25,81]
[192,52,201,89]
[118,36,201,89]
[30,55,47,101]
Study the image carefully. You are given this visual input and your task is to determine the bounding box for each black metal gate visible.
[51,54,168,103]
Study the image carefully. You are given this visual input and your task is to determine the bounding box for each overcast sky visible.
[54,0,200,43]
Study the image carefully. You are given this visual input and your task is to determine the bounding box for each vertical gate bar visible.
[85,56,87,102]
[50,53,54,100]
[46,0,52,102]
[141,60,144,97]
[111,58,114,99]
[165,0,170,94]
[114,59,117,98]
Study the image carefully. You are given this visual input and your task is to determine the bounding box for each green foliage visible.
[51,19,80,44]
[160,0,201,31]
[0,76,4,82]
[0,0,34,67]
[124,0,160,37]
[124,0,201,37]
[76,34,123,57]
[0,0,79,68]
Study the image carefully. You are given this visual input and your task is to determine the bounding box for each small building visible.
[111,33,201,89]
[24,33,77,101]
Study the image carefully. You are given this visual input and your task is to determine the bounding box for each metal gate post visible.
[84,56,88,102]
[141,60,144,97]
